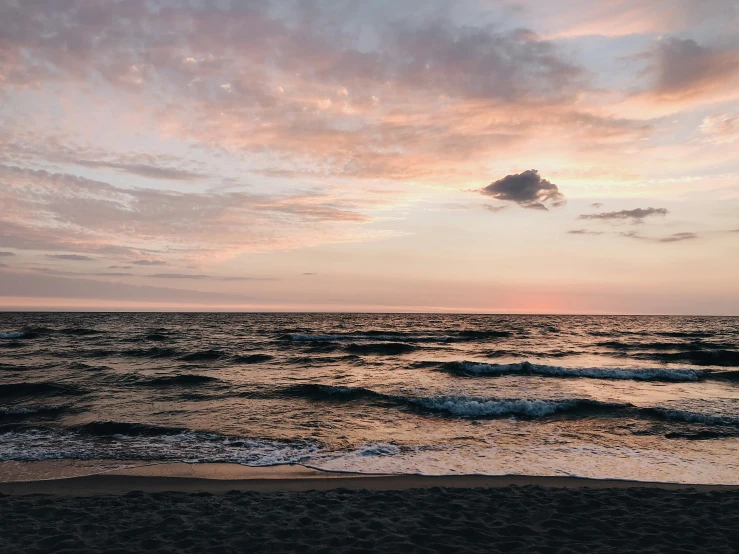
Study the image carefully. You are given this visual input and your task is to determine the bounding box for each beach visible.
[2,464,739,553]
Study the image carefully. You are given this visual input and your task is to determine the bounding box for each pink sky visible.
[0,0,738,314]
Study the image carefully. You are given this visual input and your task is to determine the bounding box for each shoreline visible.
[2,462,738,496]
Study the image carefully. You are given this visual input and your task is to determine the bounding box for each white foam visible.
[456,361,703,381]
[288,334,345,341]
[412,396,581,417]
[0,406,62,415]
[355,443,401,457]
[0,430,320,465]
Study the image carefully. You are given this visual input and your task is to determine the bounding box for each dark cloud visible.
[0,251,14,257]
[481,170,565,210]
[93,272,134,277]
[568,229,604,235]
[0,263,7,268]
[45,254,95,261]
[578,207,668,223]
[109,265,132,269]
[483,204,507,213]
[302,273,316,276]
[132,260,168,266]
[76,160,207,182]
[590,203,603,209]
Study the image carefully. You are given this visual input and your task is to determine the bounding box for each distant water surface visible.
[1,313,738,483]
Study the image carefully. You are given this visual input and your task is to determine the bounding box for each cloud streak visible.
[578,207,668,223]
[46,254,95,261]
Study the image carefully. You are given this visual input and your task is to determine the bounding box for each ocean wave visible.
[656,331,714,339]
[280,384,626,419]
[1,327,104,339]
[140,374,222,387]
[455,330,511,339]
[121,347,179,359]
[411,397,624,418]
[232,354,274,364]
[711,370,739,381]
[281,384,388,402]
[443,361,704,382]
[0,327,52,340]
[59,328,104,336]
[281,329,511,343]
[0,382,88,398]
[179,349,228,362]
[73,421,192,437]
[281,383,739,427]
[0,427,319,464]
[345,342,417,355]
[649,408,739,427]
[641,350,739,367]
[0,405,66,416]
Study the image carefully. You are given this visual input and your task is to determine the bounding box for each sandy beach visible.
[2,464,739,553]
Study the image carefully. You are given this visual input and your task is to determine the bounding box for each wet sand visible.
[2,464,738,553]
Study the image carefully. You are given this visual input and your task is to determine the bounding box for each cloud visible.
[0,251,14,257]
[94,272,134,277]
[640,38,739,102]
[590,203,603,209]
[659,232,698,243]
[481,170,565,210]
[132,260,168,266]
[568,229,604,235]
[147,273,276,282]
[109,265,132,269]
[578,207,668,223]
[45,254,95,261]
[0,263,6,268]
[700,114,738,144]
[0,0,647,187]
[303,273,316,276]
[0,268,252,305]
[75,161,207,182]
[483,204,508,213]
[0,164,392,264]
[620,231,698,243]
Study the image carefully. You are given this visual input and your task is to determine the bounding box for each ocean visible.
[1,313,738,484]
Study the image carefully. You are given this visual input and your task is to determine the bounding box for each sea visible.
[1,313,738,484]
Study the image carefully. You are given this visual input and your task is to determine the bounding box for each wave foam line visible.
[446,361,704,382]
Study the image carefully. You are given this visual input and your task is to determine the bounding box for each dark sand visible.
[2,464,738,553]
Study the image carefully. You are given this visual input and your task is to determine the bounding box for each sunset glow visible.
[1,0,737,313]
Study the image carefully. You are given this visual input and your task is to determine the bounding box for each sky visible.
[0,0,738,314]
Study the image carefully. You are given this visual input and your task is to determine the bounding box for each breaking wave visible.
[0,382,88,399]
[345,343,417,355]
[232,354,274,364]
[443,361,704,382]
